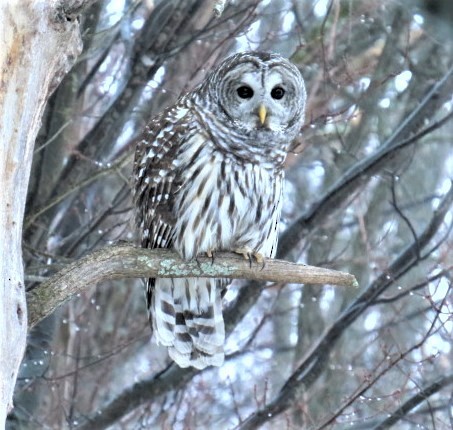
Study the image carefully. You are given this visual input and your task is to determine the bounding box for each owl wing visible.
[134,100,227,368]
[134,101,193,251]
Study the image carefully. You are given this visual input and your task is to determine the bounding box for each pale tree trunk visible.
[0,1,86,426]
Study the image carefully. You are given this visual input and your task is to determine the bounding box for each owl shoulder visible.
[134,97,197,166]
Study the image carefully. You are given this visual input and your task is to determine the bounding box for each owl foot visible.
[195,249,216,267]
[234,247,266,269]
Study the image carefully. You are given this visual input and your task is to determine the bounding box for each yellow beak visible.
[258,104,267,125]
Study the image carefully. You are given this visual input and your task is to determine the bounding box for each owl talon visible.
[235,246,252,260]
[206,249,215,265]
[253,252,266,270]
[254,252,265,265]
[247,253,253,268]
[234,247,265,268]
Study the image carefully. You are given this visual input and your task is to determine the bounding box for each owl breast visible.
[172,133,283,261]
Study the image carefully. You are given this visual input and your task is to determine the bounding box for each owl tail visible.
[149,277,225,369]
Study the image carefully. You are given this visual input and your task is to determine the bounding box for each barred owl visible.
[134,51,306,369]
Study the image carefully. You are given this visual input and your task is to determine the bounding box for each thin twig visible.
[279,73,453,258]
[238,183,453,430]
[371,374,453,430]
[390,174,420,259]
[24,152,132,229]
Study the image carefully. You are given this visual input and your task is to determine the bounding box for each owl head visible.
[199,51,306,140]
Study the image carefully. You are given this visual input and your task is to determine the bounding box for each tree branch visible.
[27,245,357,328]
[278,66,453,258]
[76,364,198,430]
[27,244,355,430]
[371,374,453,430]
[238,182,453,429]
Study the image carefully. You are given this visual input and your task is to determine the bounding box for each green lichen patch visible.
[157,258,235,278]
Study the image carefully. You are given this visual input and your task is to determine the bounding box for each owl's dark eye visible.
[237,86,254,99]
[271,86,285,100]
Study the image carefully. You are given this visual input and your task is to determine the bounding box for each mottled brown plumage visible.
[134,51,306,369]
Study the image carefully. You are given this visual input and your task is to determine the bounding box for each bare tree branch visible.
[279,66,453,258]
[27,245,357,328]
[314,289,450,430]
[76,364,198,430]
[238,182,453,429]
[371,374,453,430]
[24,152,132,229]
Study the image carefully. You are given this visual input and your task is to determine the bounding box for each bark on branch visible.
[27,244,357,328]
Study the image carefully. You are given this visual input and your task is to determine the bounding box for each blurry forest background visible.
[8,0,453,428]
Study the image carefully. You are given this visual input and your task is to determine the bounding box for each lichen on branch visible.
[26,244,357,328]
